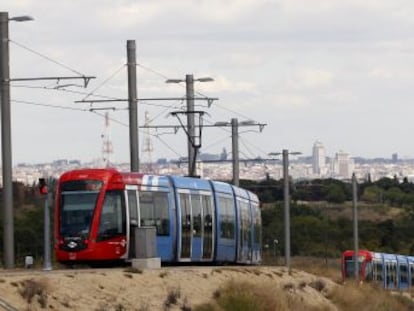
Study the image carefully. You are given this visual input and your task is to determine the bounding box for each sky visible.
[3,0,414,164]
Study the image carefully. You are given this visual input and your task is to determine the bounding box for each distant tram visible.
[54,168,262,265]
[342,249,414,289]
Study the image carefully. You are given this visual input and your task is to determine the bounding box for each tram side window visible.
[238,199,251,245]
[202,195,213,230]
[374,261,383,282]
[239,200,251,246]
[253,204,261,245]
[97,191,126,241]
[365,262,373,281]
[127,190,138,226]
[386,262,397,287]
[218,196,235,239]
[411,265,414,286]
[191,195,202,237]
[400,264,408,284]
[139,191,170,236]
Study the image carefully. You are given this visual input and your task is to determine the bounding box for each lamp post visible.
[269,149,301,270]
[166,74,213,177]
[0,12,33,269]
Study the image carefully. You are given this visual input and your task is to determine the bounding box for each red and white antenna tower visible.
[141,111,154,173]
[101,112,114,167]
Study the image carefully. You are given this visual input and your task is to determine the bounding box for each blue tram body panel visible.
[140,175,171,190]
[396,255,410,289]
[382,253,398,290]
[232,186,253,264]
[138,175,176,262]
[248,191,262,264]
[408,257,414,288]
[210,181,237,263]
[169,176,212,191]
[371,252,385,287]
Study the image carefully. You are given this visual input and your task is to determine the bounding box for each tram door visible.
[179,192,213,261]
[202,195,214,261]
[237,199,252,263]
[179,193,191,260]
[126,186,139,259]
[190,195,202,260]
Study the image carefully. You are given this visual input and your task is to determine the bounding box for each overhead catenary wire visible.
[12,84,121,100]
[81,64,126,101]
[10,40,85,77]
[12,99,87,111]
[137,63,170,81]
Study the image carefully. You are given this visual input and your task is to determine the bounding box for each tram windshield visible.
[59,180,102,238]
[345,255,366,278]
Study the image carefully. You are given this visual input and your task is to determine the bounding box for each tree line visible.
[240,176,414,259]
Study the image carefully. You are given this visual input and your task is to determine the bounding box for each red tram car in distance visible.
[54,168,262,265]
[342,250,373,281]
[342,249,414,290]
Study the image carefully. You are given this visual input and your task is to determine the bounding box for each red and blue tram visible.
[54,168,262,265]
[342,250,414,290]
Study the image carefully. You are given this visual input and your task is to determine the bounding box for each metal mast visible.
[101,112,113,167]
[141,111,154,173]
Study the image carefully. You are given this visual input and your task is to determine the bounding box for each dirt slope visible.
[0,266,338,311]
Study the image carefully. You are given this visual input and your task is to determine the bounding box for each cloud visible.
[287,69,334,89]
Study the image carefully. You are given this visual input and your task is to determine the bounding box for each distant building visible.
[312,141,326,176]
[392,153,398,163]
[334,151,354,179]
[220,148,228,161]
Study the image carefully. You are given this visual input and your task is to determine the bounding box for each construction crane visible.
[101,112,114,167]
[141,111,154,173]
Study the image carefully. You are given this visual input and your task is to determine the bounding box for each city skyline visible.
[12,139,405,168]
[3,1,414,164]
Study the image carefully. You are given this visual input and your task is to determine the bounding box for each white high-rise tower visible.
[312,141,326,176]
[334,151,354,179]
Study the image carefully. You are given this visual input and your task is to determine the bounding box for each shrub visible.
[164,287,181,310]
[18,278,48,308]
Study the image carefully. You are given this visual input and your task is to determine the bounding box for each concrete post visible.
[0,12,14,269]
[127,40,139,172]
[231,118,239,186]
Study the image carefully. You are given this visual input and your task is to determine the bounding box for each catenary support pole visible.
[231,118,239,186]
[127,40,139,172]
[0,12,14,269]
[283,149,290,270]
[185,74,196,177]
[43,190,52,271]
[352,173,359,281]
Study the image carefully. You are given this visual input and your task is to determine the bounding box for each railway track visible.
[0,297,18,311]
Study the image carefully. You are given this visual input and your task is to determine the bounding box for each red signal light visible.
[38,178,48,195]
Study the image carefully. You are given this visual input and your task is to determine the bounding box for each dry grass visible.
[291,256,342,283]
[328,281,414,311]
[18,278,49,309]
[193,275,414,311]
[163,287,181,310]
[194,280,329,311]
